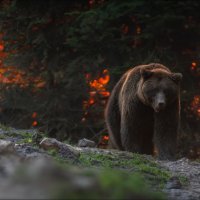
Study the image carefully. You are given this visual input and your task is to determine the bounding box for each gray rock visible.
[0,140,15,154]
[78,138,96,148]
[0,155,99,199]
[40,137,80,159]
[14,143,50,161]
[165,176,182,189]
[157,158,200,200]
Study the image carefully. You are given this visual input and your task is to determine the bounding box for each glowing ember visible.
[190,95,200,117]
[192,62,197,67]
[98,134,109,148]
[103,135,109,141]
[32,121,38,127]
[31,112,38,127]
[190,62,198,71]
[32,112,37,118]
[121,24,129,34]
[136,26,141,34]
[89,98,95,105]
[0,44,4,51]
[99,91,110,97]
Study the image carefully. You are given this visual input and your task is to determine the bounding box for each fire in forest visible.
[82,68,110,146]
[0,34,45,90]
[82,68,110,122]
[0,38,44,128]
[0,66,45,89]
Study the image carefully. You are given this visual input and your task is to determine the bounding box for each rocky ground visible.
[0,125,199,199]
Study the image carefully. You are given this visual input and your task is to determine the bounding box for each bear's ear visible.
[171,73,183,83]
[140,69,153,80]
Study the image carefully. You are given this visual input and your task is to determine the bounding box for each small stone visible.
[0,139,15,154]
[78,138,96,148]
[165,176,182,189]
[40,137,80,159]
[39,138,60,151]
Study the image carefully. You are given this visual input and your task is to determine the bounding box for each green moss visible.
[0,134,6,139]
[0,123,12,131]
[0,124,35,144]
[178,175,188,186]
[99,170,165,200]
[52,168,165,200]
[79,151,171,190]
[47,149,74,165]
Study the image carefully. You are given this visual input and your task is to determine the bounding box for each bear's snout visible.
[153,92,166,112]
[154,102,166,112]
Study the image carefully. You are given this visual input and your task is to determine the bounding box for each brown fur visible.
[105,63,182,160]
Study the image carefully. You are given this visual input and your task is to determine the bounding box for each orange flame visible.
[32,112,37,118]
[0,44,4,51]
[0,39,45,90]
[191,62,197,71]
[192,62,197,67]
[89,69,110,92]
[32,121,38,126]
[82,68,110,122]
[190,95,200,117]
[0,66,45,89]
[103,135,109,141]
[99,91,110,97]
[89,98,95,105]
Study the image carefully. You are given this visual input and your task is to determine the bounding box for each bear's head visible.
[138,68,182,112]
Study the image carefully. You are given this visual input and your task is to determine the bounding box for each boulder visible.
[40,137,80,159]
[78,138,96,148]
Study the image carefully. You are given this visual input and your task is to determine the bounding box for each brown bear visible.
[105,63,182,160]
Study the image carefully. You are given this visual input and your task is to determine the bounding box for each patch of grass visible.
[14,131,33,144]
[47,149,74,165]
[0,124,38,144]
[52,167,165,200]
[47,149,64,163]
[0,123,12,131]
[178,175,188,186]
[99,169,165,200]
[0,134,6,139]
[79,151,171,189]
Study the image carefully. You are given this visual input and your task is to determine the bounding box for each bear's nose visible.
[154,102,166,112]
[158,102,165,108]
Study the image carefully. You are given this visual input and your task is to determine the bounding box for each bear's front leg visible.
[120,102,154,154]
[154,104,179,160]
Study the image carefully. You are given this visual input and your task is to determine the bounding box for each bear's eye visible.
[146,88,157,96]
[163,87,176,97]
